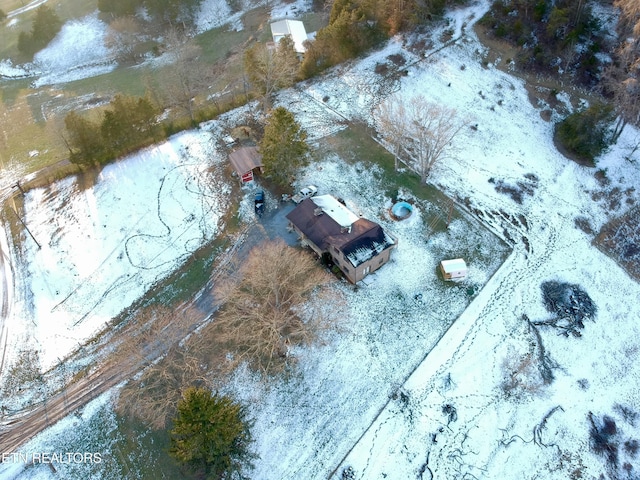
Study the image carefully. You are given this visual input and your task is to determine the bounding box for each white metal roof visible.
[311,195,359,228]
[440,258,467,273]
[270,19,308,53]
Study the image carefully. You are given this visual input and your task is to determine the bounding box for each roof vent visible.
[313,207,324,216]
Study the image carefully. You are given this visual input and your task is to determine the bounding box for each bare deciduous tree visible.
[375,94,466,182]
[114,305,208,429]
[243,36,299,109]
[154,29,215,122]
[105,16,142,64]
[116,347,207,430]
[210,240,339,374]
[607,0,640,140]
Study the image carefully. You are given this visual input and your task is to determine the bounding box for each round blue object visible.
[391,201,413,220]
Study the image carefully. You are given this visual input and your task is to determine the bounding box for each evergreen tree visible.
[28,5,62,54]
[101,94,159,153]
[64,111,106,166]
[554,103,615,164]
[169,387,254,479]
[259,107,310,187]
[17,5,62,56]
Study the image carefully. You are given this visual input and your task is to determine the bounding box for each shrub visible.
[169,387,254,479]
[554,103,615,165]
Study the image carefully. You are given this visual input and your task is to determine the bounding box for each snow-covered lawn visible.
[6,130,230,373]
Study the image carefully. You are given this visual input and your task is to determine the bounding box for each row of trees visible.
[301,0,449,78]
[98,0,203,28]
[64,95,161,166]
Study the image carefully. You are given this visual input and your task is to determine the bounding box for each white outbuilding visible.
[439,258,468,281]
[270,19,308,54]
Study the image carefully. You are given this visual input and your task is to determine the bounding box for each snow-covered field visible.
[1,0,640,479]
[6,130,230,372]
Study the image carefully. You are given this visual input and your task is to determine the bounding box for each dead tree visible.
[375,94,466,181]
[210,240,341,374]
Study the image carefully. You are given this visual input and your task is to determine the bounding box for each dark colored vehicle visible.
[254,190,265,217]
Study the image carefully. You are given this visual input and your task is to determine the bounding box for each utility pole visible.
[10,206,41,250]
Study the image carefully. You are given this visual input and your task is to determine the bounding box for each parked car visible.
[291,185,318,204]
[254,190,265,217]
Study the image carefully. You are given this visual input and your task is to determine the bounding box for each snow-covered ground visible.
[5,130,230,373]
[2,1,640,479]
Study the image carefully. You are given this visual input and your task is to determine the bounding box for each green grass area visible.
[111,415,191,480]
[62,63,151,98]
[324,123,457,232]
[197,25,252,64]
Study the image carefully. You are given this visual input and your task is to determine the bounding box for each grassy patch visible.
[147,193,243,306]
[111,415,191,480]
[322,122,458,233]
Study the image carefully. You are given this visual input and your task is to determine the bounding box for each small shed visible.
[229,146,263,183]
[440,258,468,281]
[270,19,308,54]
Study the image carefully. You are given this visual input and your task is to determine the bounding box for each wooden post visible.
[446,197,454,227]
[13,182,25,195]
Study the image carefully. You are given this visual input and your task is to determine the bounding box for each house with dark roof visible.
[229,146,263,183]
[286,195,397,283]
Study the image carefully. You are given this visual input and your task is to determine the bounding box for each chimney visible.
[314,208,324,216]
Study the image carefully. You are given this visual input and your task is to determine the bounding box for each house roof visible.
[286,195,396,268]
[440,258,467,273]
[228,146,263,176]
[309,194,359,227]
[270,19,308,53]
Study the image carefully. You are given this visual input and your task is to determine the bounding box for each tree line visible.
[64,95,161,166]
[481,0,640,163]
[98,0,203,29]
[300,0,457,78]
[17,5,62,58]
